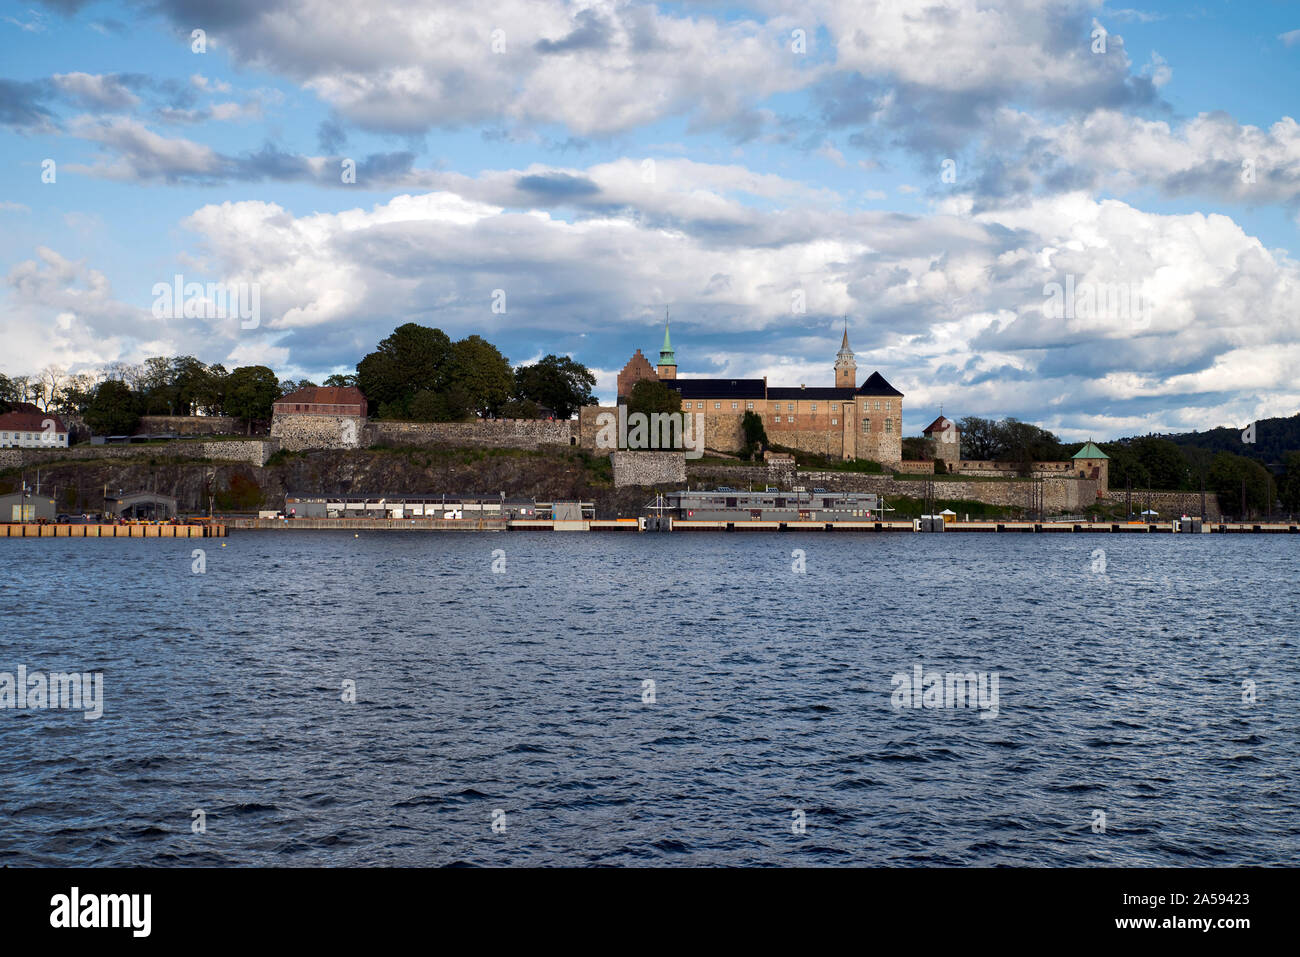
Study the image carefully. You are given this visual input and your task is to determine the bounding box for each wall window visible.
[874,400,881,410]
[885,418,893,433]
[714,402,721,409]
[787,403,794,411]
[831,418,838,426]
[789,417,796,426]
[810,403,817,411]
[863,418,871,434]
[731,402,738,410]
[885,399,892,410]
[746,401,754,410]
[697,402,704,409]
[831,403,839,412]
[775,415,782,423]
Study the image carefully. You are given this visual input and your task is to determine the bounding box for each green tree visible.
[513,354,597,419]
[85,379,141,436]
[1281,451,1300,515]
[222,365,280,433]
[1128,437,1192,490]
[626,379,684,418]
[957,416,1000,459]
[445,335,513,418]
[322,373,357,388]
[356,323,452,417]
[1207,451,1272,518]
[741,410,768,460]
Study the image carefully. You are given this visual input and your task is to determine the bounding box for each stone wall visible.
[1100,488,1222,520]
[368,418,576,449]
[682,462,1103,514]
[137,415,240,435]
[611,451,687,487]
[272,413,366,451]
[0,439,276,469]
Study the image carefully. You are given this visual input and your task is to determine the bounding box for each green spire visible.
[1072,440,1109,460]
[659,314,675,366]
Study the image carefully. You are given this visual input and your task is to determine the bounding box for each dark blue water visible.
[1,532,1296,866]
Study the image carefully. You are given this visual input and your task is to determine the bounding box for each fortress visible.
[612,324,906,464]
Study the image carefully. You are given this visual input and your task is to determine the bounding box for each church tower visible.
[657,317,677,380]
[834,322,857,389]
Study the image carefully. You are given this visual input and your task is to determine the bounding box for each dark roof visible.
[274,386,366,407]
[855,371,904,397]
[767,387,856,400]
[0,410,67,432]
[664,378,766,400]
[922,415,959,434]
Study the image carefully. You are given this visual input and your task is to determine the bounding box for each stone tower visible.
[657,319,677,380]
[834,323,857,390]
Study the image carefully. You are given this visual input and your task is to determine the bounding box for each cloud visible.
[52,72,142,110]
[0,78,56,130]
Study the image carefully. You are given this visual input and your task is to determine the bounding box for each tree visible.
[85,379,141,436]
[902,436,934,461]
[323,373,357,388]
[445,335,513,418]
[513,354,597,419]
[957,416,1000,459]
[0,372,15,413]
[626,379,684,418]
[1207,451,1272,518]
[195,363,228,416]
[741,410,768,460]
[222,365,280,434]
[356,323,453,417]
[1281,451,1300,515]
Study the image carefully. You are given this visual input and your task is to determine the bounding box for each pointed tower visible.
[834,319,857,389]
[657,315,677,380]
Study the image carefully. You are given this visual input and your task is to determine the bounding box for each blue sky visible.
[2,0,1299,440]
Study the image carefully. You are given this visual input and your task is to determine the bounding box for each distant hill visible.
[1118,413,1300,470]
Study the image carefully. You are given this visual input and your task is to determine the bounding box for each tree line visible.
[0,323,596,436]
[902,415,1299,516]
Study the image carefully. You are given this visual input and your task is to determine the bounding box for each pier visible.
[0,522,225,538]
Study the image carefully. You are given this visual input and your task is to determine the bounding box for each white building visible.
[0,407,69,448]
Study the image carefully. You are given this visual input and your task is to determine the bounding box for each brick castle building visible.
[615,324,904,464]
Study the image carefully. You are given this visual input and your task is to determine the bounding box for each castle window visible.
[810,403,817,411]
[831,404,839,412]
[775,415,781,423]
[746,402,754,410]
[885,418,893,432]
[697,402,704,409]
[874,400,881,410]
[789,417,796,425]
[831,418,838,426]
[731,402,738,410]
[863,419,871,434]
[885,400,892,410]
[714,402,721,409]
[787,403,794,411]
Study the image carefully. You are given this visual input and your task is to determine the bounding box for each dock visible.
[0,523,225,538]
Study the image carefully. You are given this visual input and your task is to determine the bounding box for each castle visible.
[615,324,905,465]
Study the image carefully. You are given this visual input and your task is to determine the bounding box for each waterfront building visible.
[0,405,68,448]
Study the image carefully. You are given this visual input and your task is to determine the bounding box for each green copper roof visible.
[1072,441,1109,460]
[659,322,675,365]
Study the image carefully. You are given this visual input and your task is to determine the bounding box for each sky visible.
[2,0,1299,441]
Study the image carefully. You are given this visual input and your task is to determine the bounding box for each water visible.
[1,532,1296,866]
